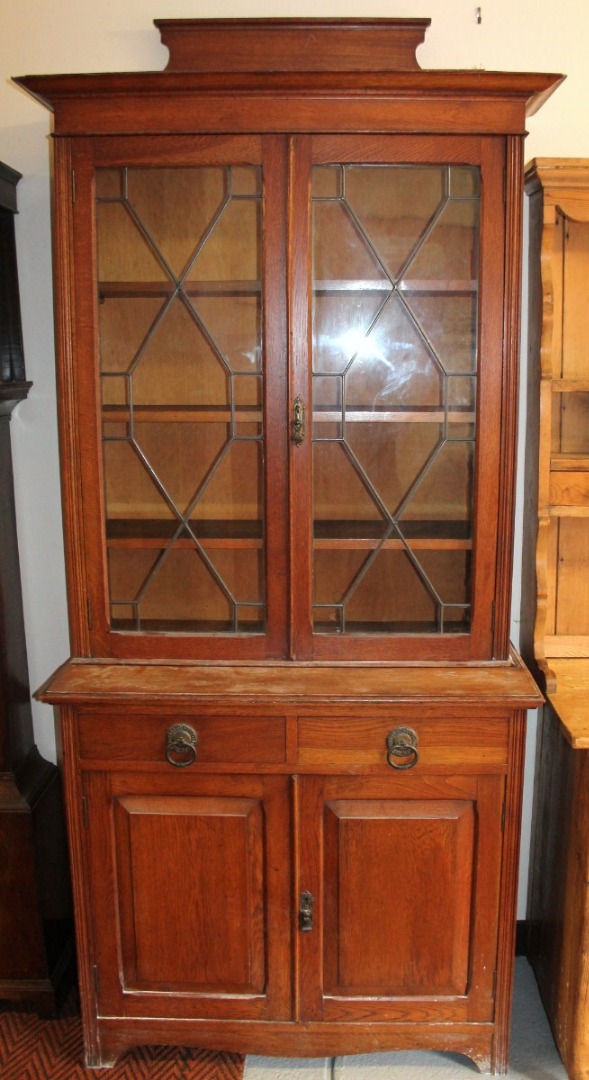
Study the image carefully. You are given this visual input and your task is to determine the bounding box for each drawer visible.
[77,712,286,765]
[297,715,509,768]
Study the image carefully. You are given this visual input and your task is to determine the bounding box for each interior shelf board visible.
[313,537,471,550]
[111,618,264,634]
[314,619,469,635]
[313,408,474,424]
[551,378,589,393]
[313,519,471,543]
[102,404,262,423]
[108,536,264,550]
[99,279,262,299]
[101,405,473,425]
[106,518,263,549]
[313,278,477,295]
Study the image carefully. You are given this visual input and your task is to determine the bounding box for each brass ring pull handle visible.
[165,723,198,767]
[386,727,419,770]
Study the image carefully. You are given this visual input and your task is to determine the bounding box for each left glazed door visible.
[67,135,288,660]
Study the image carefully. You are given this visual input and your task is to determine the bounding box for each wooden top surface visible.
[15,69,562,114]
[37,653,543,708]
[546,659,589,747]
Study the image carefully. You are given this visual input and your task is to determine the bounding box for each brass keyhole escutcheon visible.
[299,890,314,931]
[292,397,305,445]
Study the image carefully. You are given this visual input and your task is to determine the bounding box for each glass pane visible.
[96,164,265,634]
[311,164,479,636]
[346,550,438,633]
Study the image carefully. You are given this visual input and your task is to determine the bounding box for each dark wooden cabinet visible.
[39,659,540,1072]
[16,17,561,1072]
[0,162,72,1014]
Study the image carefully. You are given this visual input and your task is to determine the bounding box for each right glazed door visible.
[290,135,507,662]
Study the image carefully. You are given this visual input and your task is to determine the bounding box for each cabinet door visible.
[290,135,507,661]
[82,771,291,1020]
[68,135,288,660]
[296,773,504,1023]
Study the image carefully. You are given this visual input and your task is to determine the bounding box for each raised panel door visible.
[82,770,291,1020]
[296,773,504,1022]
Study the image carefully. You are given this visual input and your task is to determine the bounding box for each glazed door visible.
[69,135,288,660]
[82,770,291,1021]
[290,135,507,661]
[67,133,508,663]
[296,773,504,1022]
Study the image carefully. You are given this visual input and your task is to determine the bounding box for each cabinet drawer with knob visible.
[296,715,509,769]
[76,711,286,766]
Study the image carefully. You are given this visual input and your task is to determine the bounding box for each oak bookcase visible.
[16,19,560,1072]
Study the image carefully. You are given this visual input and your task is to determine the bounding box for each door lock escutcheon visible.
[292,396,305,445]
[299,890,314,931]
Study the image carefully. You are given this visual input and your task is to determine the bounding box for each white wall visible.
[1,1,586,916]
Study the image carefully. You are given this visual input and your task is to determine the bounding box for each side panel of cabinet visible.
[83,770,292,1020]
[296,772,504,1022]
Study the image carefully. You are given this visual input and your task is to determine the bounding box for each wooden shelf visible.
[98,279,477,301]
[102,404,474,425]
[313,407,474,424]
[313,537,472,550]
[102,405,262,424]
[314,279,477,295]
[314,519,472,550]
[99,279,262,300]
[314,618,469,634]
[105,518,472,552]
[106,519,263,550]
[551,379,589,393]
[111,617,264,633]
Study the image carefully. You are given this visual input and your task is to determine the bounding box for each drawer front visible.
[77,712,286,765]
[297,715,509,768]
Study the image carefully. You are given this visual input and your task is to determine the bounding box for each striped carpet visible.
[0,998,245,1080]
